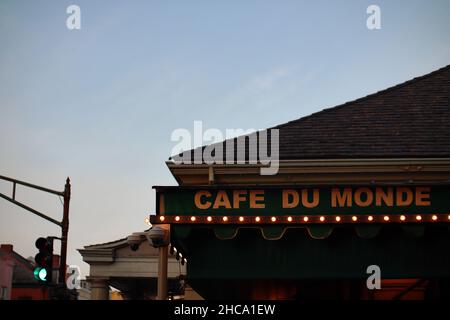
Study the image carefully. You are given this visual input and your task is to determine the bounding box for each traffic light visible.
[34,237,53,283]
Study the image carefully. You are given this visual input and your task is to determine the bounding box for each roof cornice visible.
[166,158,450,186]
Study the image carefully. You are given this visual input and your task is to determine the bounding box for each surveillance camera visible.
[126,228,169,250]
[130,243,140,251]
[126,232,146,251]
[145,226,169,248]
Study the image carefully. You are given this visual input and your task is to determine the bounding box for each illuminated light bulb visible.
[175,216,180,222]
[416,215,422,221]
[190,216,196,222]
[319,216,325,222]
[222,216,228,222]
[383,216,389,221]
[448,215,450,220]
[271,217,276,222]
[173,247,177,253]
[368,216,373,222]
[239,216,244,222]
[352,216,357,222]
[207,216,212,222]
[287,216,293,222]
[432,215,438,221]
[179,253,183,258]
[303,216,309,222]
[400,215,406,221]
[159,216,165,222]
[36,268,47,281]
[335,216,341,222]
[255,216,261,223]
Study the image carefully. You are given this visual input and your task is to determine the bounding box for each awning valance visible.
[170,225,450,282]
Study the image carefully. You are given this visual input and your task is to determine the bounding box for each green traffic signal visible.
[33,267,48,281]
[34,236,53,284]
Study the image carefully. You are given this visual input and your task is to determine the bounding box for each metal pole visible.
[0,193,62,226]
[59,177,71,284]
[157,245,168,300]
[156,193,168,300]
[0,174,64,196]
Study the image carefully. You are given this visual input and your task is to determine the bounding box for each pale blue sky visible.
[1,0,449,277]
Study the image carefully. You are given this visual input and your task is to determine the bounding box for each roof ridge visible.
[84,237,127,248]
[83,228,152,248]
[272,64,450,130]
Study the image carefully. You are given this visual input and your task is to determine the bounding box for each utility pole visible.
[59,177,71,284]
[0,175,71,286]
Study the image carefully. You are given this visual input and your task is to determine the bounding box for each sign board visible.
[151,186,450,224]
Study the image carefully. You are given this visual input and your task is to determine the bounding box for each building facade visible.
[0,244,49,300]
[83,65,450,300]
[152,65,450,300]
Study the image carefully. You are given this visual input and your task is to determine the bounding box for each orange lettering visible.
[375,187,393,206]
[282,189,299,208]
[332,188,352,207]
[396,187,413,206]
[250,190,265,209]
[213,190,231,209]
[354,187,373,207]
[301,189,319,208]
[195,191,211,209]
[415,187,431,206]
[233,190,247,209]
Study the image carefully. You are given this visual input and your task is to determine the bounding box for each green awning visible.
[171,225,450,284]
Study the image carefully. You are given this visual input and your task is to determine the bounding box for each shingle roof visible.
[174,65,450,161]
